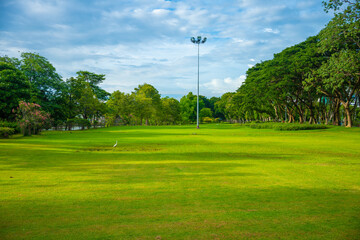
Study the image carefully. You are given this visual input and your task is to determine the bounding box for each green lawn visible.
[1,124,359,239]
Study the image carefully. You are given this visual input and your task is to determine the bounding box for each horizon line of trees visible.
[0,52,221,129]
[0,0,359,130]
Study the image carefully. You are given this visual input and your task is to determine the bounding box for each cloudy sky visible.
[0,0,333,99]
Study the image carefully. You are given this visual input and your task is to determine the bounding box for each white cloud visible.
[17,0,66,19]
[152,8,170,17]
[204,75,246,95]
[1,0,332,98]
[263,28,280,34]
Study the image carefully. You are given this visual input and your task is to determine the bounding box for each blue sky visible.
[0,0,333,99]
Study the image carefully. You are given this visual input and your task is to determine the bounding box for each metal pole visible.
[191,36,206,129]
[197,43,200,129]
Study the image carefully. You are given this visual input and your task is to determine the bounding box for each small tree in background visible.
[200,108,213,123]
[15,101,51,136]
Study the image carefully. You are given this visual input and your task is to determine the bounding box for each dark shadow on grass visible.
[0,152,295,173]
[105,131,210,138]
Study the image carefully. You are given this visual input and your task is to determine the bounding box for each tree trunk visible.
[344,104,352,128]
[288,113,294,123]
[308,107,315,124]
[274,105,279,121]
[333,99,340,126]
[299,112,304,124]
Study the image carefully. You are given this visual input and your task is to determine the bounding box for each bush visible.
[66,118,91,130]
[0,127,15,138]
[77,118,91,129]
[248,122,275,129]
[14,101,51,136]
[248,122,329,131]
[0,121,20,133]
[202,117,213,123]
[274,123,328,131]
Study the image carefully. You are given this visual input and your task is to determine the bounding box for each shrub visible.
[77,118,91,129]
[0,127,15,138]
[248,122,275,129]
[202,117,213,123]
[14,101,51,136]
[274,123,328,131]
[0,121,20,133]
[66,118,91,130]
[248,122,329,131]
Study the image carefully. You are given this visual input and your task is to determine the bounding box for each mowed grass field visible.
[0,124,360,240]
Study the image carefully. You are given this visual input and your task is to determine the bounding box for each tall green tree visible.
[161,97,181,125]
[132,84,161,125]
[306,49,360,127]
[180,92,204,123]
[76,71,109,100]
[20,52,65,118]
[306,0,360,127]
[0,62,31,120]
[64,72,108,128]
[106,91,134,125]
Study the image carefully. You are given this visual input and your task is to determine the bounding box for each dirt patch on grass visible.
[84,145,163,153]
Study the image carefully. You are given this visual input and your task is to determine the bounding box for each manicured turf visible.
[0,124,359,239]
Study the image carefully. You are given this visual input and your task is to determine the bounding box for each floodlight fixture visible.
[190,35,207,129]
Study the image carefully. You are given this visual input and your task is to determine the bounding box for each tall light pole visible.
[191,36,207,129]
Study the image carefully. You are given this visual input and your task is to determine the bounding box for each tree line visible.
[0,52,222,130]
[215,0,360,127]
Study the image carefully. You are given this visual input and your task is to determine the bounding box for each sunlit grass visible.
[1,124,360,239]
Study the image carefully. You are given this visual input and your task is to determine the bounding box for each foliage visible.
[75,71,109,100]
[248,122,329,131]
[0,120,20,133]
[64,72,108,129]
[199,107,213,119]
[161,97,181,125]
[202,116,213,123]
[106,91,134,125]
[66,118,91,130]
[0,127,15,138]
[0,62,31,120]
[132,83,162,125]
[20,52,66,120]
[180,92,204,123]
[15,101,51,136]
[304,0,360,127]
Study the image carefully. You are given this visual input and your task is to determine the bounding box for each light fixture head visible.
[197,36,201,42]
[201,37,207,44]
[191,37,195,43]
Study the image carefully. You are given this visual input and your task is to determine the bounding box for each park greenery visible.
[0,1,359,239]
[0,0,359,136]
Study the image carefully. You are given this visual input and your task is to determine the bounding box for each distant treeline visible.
[0,52,222,128]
